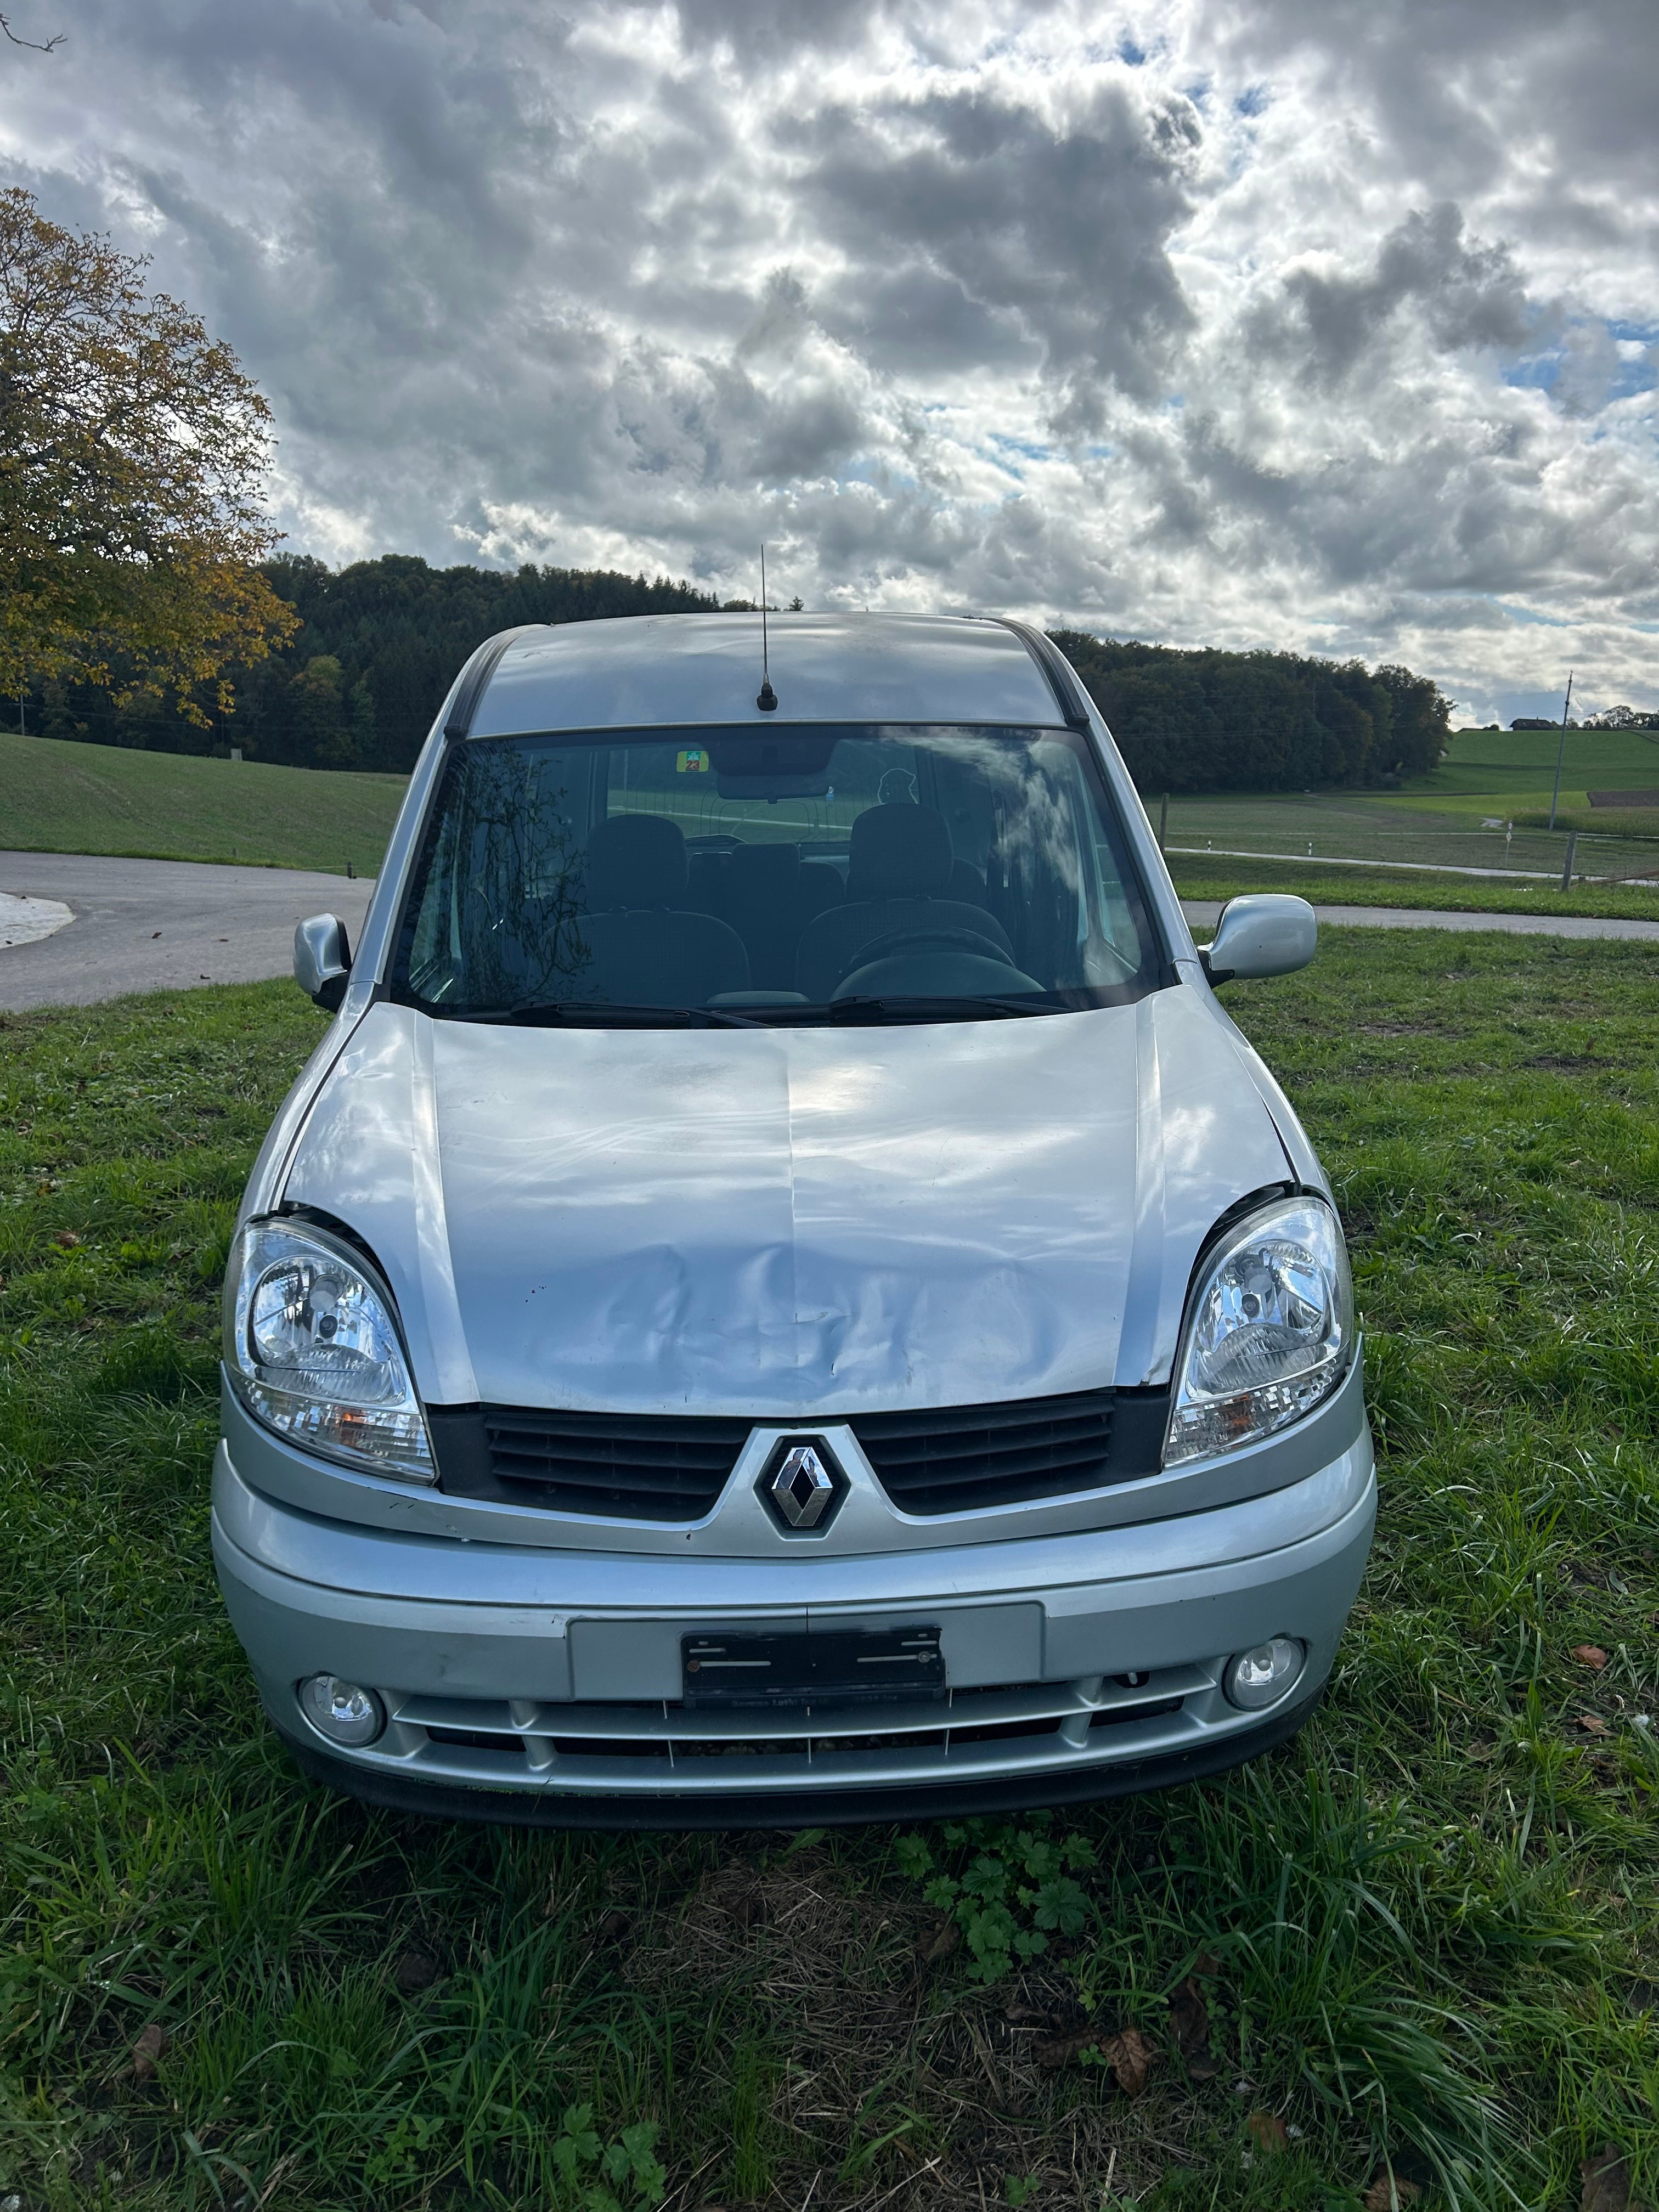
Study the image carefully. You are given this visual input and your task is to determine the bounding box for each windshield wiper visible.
[822,994,1058,1025]
[466,1001,765,1029]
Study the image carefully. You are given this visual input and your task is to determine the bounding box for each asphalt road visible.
[0,853,376,1012]
[1181,899,1659,943]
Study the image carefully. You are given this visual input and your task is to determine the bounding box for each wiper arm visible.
[823,994,1056,1025]
[468,1001,765,1029]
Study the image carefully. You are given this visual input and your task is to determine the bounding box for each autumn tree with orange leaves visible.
[0,187,296,724]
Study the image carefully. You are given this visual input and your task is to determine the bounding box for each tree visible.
[1,14,64,50]
[0,187,295,723]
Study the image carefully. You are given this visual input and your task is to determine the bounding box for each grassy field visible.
[0,732,407,875]
[1159,726,1659,879]
[1428,724,1659,800]
[2,946,1658,2210]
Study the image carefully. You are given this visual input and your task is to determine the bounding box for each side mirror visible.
[1199,894,1316,984]
[294,913,352,1011]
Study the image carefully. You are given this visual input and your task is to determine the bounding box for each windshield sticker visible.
[676,748,712,774]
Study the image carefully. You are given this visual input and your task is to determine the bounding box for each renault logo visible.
[759,1437,846,1533]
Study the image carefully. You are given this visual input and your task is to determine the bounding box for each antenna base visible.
[757,681,778,712]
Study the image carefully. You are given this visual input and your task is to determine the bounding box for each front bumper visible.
[213,1420,1375,1827]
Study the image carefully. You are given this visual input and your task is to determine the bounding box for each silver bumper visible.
[213,1420,1376,1819]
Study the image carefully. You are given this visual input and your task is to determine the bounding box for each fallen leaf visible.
[151,930,161,939]
[1581,2144,1632,2212]
[917,1915,960,1965]
[1363,2176,1422,2209]
[1573,1646,1610,1671]
[393,1945,438,1994]
[1193,1950,1222,1977]
[1167,1976,1210,2058]
[132,2022,168,2081]
[1244,2111,1288,2154]
[1101,2028,1154,2097]
[1034,2026,1102,2068]
[1578,1715,1611,1736]
[52,1230,81,1249]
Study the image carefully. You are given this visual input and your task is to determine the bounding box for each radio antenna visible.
[757,544,777,712]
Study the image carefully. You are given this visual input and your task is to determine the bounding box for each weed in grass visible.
[1,939,1657,2208]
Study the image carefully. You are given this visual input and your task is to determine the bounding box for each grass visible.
[1431,724,1659,794]
[1165,853,1659,922]
[0,732,407,875]
[2,944,1657,2209]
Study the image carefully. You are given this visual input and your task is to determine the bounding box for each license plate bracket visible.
[681,1624,945,1710]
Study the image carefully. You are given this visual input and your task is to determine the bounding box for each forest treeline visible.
[1052,631,1449,791]
[20,553,1452,794]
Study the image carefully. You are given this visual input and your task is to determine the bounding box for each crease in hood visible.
[279,992,1292,1415]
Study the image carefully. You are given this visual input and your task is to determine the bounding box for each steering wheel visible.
[832,926,1012,988]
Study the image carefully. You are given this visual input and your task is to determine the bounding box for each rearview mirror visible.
[1199,894,1316,984]
[294,913,352,1011]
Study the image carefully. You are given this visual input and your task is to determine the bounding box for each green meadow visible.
[2,931,1656,2209]
[0,732,407,876]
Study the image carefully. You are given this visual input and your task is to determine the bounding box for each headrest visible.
[847,804,953,899]
[585,813,688,910]
[726,842,800,891]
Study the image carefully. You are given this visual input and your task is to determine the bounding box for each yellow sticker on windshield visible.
[676,748,711,774]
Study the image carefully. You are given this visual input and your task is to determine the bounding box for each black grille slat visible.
[865,1414,1113,1462]
[862,1434,1114,1481]
[853,1388,1120,1515]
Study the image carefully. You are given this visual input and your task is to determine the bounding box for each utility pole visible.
[1548,672,1574,832]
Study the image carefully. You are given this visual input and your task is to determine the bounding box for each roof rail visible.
[443,625,550,742]
[990,618,1093,731]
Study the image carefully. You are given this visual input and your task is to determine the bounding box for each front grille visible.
[850,1388,1118,1514]
[429,1407,750,1522]
[426,1385,1170,1525]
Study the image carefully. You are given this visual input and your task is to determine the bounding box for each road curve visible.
[0,852,376,1012]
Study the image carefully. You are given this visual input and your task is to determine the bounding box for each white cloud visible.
[2,0,1655,721]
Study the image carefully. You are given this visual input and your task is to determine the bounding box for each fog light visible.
[299,1673,385,1747]
[1223,1638,1304,1711]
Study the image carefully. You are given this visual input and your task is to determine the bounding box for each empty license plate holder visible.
[681,1625,945,1710]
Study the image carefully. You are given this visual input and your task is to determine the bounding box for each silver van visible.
[215,613,1373,1827]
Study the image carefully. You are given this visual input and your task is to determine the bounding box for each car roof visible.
[465,612,1069,737]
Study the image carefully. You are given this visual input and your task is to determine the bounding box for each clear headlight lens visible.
[1164,1195,1353,1466]
[225,1220,435,1482]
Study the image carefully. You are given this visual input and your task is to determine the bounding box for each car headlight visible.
[1164,1195,1353,1466]
[224,1220,435,1483]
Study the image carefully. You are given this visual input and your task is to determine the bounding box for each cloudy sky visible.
[5,0,1656,721]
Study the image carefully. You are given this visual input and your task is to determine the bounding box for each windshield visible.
[391,723,1162,1024]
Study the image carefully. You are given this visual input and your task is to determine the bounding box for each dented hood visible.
[279,992,1292,1415]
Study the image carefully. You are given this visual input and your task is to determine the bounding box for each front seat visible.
[794,805,1014,1001]
[577,814,749,1005]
